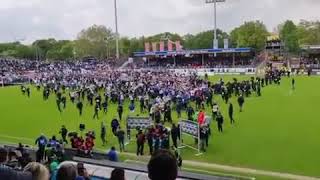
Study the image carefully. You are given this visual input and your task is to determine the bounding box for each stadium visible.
[1,1,320,180]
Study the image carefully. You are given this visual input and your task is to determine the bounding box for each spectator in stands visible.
[77,162,90,180]
[56,163,77,180]
[19,151,32,168]
[148,149,178,180]
[23,162,49,180]
[0,147,32,180]
[49,159,59,180]
[110,168,125,180]
[107,146,118,162]
[16,143,25,154]
[0,147,8,166]
[6,150,21,170]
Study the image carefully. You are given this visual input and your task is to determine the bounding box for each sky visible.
[0,0,319,43]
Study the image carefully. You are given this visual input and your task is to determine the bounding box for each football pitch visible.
[0,76,320,177]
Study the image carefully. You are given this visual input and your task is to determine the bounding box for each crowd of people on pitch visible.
[9,58,287,156]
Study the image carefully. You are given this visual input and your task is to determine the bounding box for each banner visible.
[175,41,182,51]
[179,120,199,137]
[127,116,152,129]
[152,42,157,52]
[144,42,150,52]
[168,40,173,51]
[159,41,165,51]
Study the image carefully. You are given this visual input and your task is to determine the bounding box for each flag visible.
[159,41,165,51]
[144,42,150,52]
[168,40,173,51]
[175,41,182,51]
[152,42,157,52]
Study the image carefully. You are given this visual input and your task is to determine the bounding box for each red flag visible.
[168,40,173,51]
[175,41,182,51]
[152,42,157,52]
[144,42,150,52]
[159,41,165,51]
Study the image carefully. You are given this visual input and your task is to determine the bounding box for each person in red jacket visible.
[197,110,205,126]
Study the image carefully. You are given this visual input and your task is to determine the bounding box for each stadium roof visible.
[302,45,320,50]
[133,48,252,57]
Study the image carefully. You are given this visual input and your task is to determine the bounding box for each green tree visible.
[279,20,300,53]
[183,29,229,49]
[230,21,269,50]
[297,20,320,45]
[119,37,131,57]
[32,38,57,59]
[75,24,115,59]
[129,37,144,53]
[59,42,74,60]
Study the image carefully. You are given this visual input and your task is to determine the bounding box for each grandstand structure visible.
[132,47,259,75]
[265,34,286,62]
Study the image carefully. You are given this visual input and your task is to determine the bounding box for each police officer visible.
[77,101,83,116]
[59,125,68,144]
[228,103,234,124]
[171,124,179,148]
[101,122,107,146]
[117,104,123,121]
[237,95,245,112]
[102,100,108,114]
[93,104,100,119]
[216,112,224,133]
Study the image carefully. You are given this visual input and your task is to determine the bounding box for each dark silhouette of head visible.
[148,149,178,180]
[110,168,125,180]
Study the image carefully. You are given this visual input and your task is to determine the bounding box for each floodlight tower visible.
[114,0,119,59]
[205,0,226,49]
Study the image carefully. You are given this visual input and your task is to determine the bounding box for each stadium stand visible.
[0,143,236,180]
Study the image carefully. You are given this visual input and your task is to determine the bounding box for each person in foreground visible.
[148,149,178,180]
[0,147,33,180]
[110,168,125,180]
[23,162,49,180]
[56,163,77,180]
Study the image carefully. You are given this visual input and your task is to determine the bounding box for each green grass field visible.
[1,76,320,178]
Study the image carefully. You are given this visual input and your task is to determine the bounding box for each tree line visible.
[0,20,319,60]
